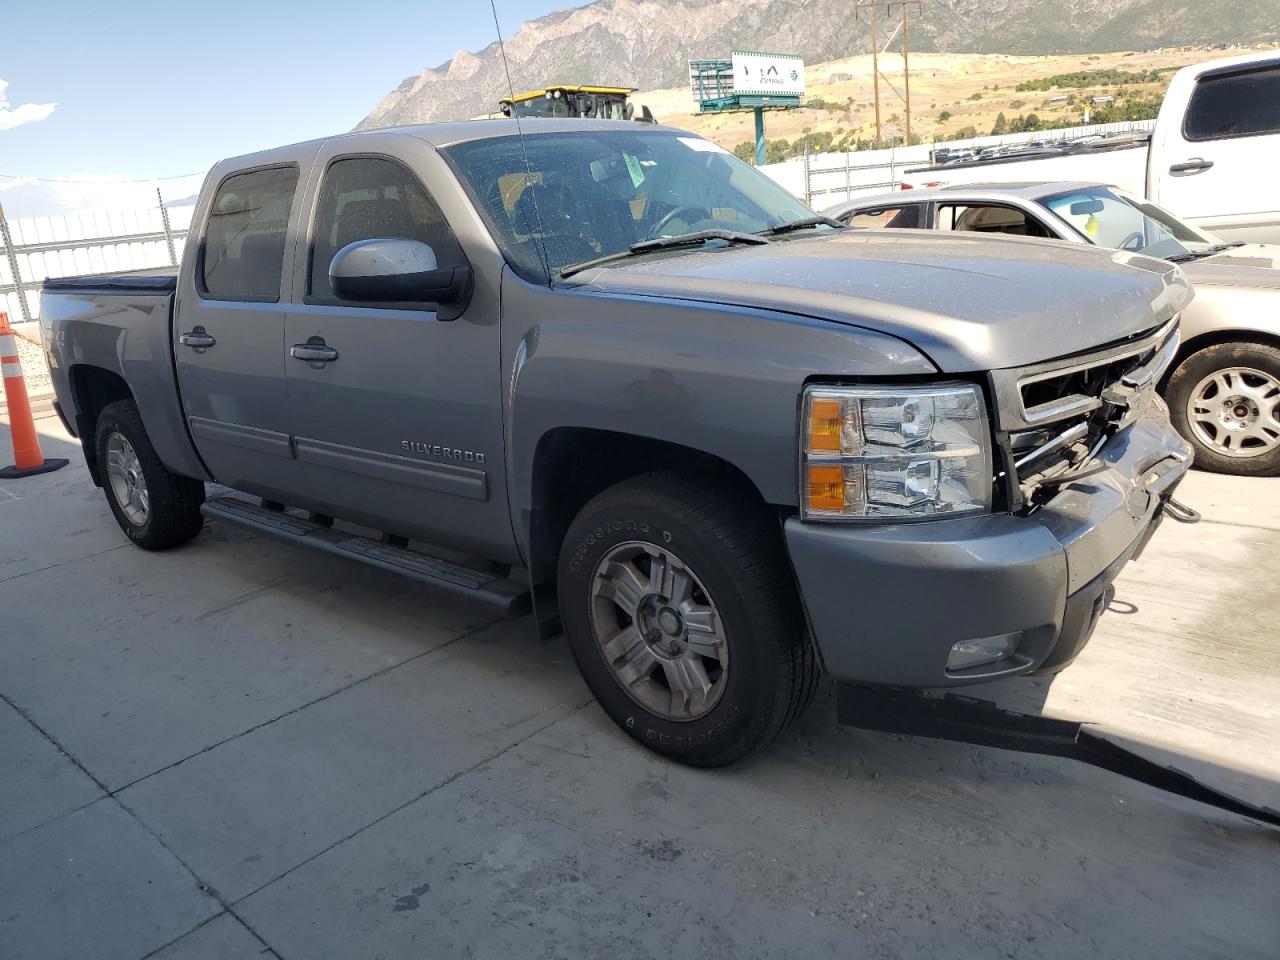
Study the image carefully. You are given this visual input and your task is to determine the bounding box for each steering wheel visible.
[651,205,713,239]
[1118,231,1144,251]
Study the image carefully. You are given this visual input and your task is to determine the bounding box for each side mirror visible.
[329,238,472,319]
[1069,199,1104,216]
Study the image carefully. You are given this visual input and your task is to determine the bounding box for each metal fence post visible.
[0,200,32,324]
[157,188,178,267]
[802,138,812,208]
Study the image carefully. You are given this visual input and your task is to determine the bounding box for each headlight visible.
[801,383,992,520]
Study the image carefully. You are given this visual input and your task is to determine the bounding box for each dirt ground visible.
[639,45,1278,151]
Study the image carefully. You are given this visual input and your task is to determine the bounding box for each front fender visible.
[499,272,937,557]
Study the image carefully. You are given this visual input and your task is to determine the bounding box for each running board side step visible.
[201,496,531,617]
[838,685,1280,829]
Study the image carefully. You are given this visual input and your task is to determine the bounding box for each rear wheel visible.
[557,472,819,767]
[1166,341,1280,476]
[94,400,205,550]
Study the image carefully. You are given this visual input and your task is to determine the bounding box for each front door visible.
[283,150,512,559]
[173,161,311,503]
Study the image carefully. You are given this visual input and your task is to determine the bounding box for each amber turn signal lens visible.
[807,398,843,452]
[806,464,846,512]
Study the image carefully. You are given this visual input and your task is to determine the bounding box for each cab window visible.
[200,165,299,301]
[308,156,467,307]
[1184,65,1280,141]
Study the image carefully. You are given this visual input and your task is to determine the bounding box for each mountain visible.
[358,0,1278,129]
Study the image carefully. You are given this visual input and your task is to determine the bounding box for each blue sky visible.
[0,0,563,212]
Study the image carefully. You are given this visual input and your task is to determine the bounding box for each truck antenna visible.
[489,0,553,285]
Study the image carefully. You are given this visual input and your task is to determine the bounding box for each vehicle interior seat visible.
[511,182,600,269]
[226,231,287,298]
[952,205,1052,238]
[332,198,416,252]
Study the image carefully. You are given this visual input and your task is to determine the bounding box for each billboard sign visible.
[731,51,805,98]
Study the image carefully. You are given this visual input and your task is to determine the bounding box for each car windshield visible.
[443,129,820,282]
[1041,185,1218,259]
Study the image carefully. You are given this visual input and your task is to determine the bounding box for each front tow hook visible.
[1163,496,1201,524]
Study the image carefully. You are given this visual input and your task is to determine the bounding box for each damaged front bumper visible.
[784,403,1193,688]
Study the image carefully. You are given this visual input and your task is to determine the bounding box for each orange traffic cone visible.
[1,309,68,478]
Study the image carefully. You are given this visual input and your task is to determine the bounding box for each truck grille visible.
[991,319,1180,509]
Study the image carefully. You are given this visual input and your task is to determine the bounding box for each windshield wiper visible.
[756,215,847,237]
[558,229,770,279]
[1166,241,1247,263]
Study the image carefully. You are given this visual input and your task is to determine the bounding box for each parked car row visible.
[915,50,1280,244]
[825,181,1280,475]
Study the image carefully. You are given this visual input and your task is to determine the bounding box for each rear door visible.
[1151,60,1280,242]
[174,158,313,502]
[282,142,512,558]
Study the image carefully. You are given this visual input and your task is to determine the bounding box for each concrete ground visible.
[2,411,1277,960]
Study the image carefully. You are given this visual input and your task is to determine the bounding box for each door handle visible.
[178,328,216,350]
[1169,157,1214,173]
[290,340,339,364]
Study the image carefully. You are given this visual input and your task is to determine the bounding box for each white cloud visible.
[0,78,57,131]
[0,172,206,219]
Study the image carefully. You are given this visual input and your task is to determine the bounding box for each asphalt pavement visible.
[2,411,1277,960]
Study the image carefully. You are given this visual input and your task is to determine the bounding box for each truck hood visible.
[569,230,1191,372]
[1182,244,1280,291]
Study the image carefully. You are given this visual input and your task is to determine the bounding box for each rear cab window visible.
[307,155,468,309]
[1184,65,1280,141]
[200,165,299,301]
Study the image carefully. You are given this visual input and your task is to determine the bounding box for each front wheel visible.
[1165,341,1280,476]
[557,472,819,767]
[94,400,205,550]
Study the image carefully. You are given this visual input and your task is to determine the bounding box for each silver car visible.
[826,182,1280,475]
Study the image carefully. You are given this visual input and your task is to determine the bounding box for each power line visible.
[0,170,203,184]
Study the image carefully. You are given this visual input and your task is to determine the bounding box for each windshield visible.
[443,129,818,282]
[1041,185,1219,259]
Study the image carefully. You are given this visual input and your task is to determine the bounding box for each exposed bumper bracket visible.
[837,685,1280,828]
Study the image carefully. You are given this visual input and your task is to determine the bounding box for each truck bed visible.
[42,269,177,293]
[39,267,209,484]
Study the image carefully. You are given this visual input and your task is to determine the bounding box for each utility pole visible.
[859,1,922,148]
[856,1,884,147]
[902,1,912,145]
[870,2,882,147]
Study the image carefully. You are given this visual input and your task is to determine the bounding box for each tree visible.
[938,110,952,122]
[733,141,756,164]
[991,112,1008,135]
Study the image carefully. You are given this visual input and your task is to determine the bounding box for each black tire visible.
[94,399,205,550]
[557,471,820,767]
[1165,341,1280,477]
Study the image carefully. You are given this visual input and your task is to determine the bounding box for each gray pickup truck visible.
[41,120,1193,767]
